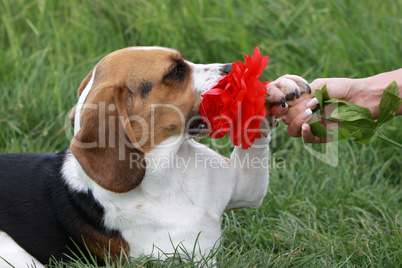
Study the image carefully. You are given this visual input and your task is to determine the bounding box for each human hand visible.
[278,69,402,143]
[280,78,358,143]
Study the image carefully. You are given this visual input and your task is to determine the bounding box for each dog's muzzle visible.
[222,63,232,75]
[186,113,210,137]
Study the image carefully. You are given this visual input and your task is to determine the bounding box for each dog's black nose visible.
[223,63,232,74]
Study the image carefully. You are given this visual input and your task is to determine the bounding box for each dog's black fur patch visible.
[139,81,153,98]
[0,149,119,264]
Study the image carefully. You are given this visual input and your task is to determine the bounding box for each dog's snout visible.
[222,64,232,75]
[190,62,233,94]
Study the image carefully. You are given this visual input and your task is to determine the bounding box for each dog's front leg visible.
[224,75,311,211]
[225,135,271,211]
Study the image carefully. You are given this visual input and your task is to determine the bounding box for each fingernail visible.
[276,102,288,113]
[302,123,308,132]
[300,108,313,120]
[306,97,319,109]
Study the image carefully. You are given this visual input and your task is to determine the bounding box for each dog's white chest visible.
[120,193,222,258]
[62,135,270,261]
[92,139,234,259]
[98,172,226,259]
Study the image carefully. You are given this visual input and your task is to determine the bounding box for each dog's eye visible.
[170,67,179,76]
[165,63,187,81]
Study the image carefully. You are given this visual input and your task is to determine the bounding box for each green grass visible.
[1,0,401,267]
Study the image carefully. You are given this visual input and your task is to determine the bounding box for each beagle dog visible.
[0,46,309,267]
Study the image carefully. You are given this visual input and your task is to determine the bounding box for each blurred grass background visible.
[0,0,401,267]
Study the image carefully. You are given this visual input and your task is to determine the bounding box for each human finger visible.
[282,97,319,125]
[286,108,314,137]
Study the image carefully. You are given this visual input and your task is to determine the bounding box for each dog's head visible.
[69,47,230,192]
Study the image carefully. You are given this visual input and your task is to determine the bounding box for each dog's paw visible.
[265,74,311,107]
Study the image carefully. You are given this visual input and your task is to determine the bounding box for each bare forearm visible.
[352,68,402,117]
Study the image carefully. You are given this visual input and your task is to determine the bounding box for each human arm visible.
[280,69,402,143]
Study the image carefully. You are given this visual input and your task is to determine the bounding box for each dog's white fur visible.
[0,47,309,267]
[60,134,270,261]
[0,232,44,268]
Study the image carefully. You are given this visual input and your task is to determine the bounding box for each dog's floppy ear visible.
[69,68,96,130]
[69,104,77,130]
[70,76,146,193]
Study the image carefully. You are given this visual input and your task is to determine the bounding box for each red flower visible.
[199,47,270,149]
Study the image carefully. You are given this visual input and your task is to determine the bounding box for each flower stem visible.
[377,131,402,149]
[315,113,341,123]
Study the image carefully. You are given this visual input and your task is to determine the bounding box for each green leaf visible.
[308,113,329,137]
[314,88,324,108]
[333,128,362,141]
[309,121,328,137]
[332,128,350,141]
[339,119,376,133]
[331,103,374,122]
[355,130,378,144]
[313,85,330,109]
[376,81,402,128]
[326,98,374,121]
[322,85,330,102]
[339,119,377,144]
[336,128,352,139]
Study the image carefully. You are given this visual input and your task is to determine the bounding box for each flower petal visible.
[199,47,270,149]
